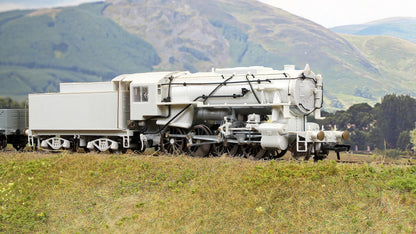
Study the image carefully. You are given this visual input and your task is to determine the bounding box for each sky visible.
[0,0,101,12]
[0,0,415,27]
[259,0,416,27]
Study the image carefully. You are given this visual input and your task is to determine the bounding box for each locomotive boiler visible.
[26,64,349,160]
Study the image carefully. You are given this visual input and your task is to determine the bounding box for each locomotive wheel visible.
[289,143,312,161]
[268,149,288,159]
[187,124,212,157]
[241,144,268,160]
[160,127,186,154]
[213,142,239,157]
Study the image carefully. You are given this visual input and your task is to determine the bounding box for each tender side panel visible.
[29,92,118,130]
[60,82,115,93]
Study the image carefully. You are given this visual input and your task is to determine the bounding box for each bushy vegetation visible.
[0,97,24,109]
[0,152,416,233]
[313,94,416,152]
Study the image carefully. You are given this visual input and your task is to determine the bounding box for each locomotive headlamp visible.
[342,130,349,141]
[317,131,325,141]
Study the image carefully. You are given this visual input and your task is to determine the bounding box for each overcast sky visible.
[0,0,101,12]
[0,0,415,27]
[259,0,416,27]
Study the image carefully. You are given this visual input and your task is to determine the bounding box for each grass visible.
[0,151,416,233]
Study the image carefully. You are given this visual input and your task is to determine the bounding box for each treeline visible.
[0,97,25,109]
[312,94,416,152]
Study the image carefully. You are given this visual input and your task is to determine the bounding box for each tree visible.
[375,94,416,149]
[347,130,368,151]
[411,124,416,152]
[346,103,374,130]
[0,97,24,109]
[397,131,411,151]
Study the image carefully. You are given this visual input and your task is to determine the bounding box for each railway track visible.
[2,148,416,167]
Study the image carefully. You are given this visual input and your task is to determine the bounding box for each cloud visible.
[258,0,416,27]
[0,0,104,12]
[0,3,32,12]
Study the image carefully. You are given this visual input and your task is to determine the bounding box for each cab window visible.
[133,86,148,102]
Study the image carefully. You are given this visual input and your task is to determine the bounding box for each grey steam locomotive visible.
[23,64,349,160]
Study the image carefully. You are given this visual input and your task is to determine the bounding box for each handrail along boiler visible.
[26,64,349,159]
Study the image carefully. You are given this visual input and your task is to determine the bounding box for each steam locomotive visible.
[8,64,349,160]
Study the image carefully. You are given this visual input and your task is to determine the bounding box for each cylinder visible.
[195,108,231,120]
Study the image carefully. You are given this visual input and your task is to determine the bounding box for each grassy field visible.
[0,151,416,233]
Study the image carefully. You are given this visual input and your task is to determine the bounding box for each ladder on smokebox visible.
[296,133,308,153]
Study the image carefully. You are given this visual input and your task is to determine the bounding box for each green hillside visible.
[331,18,416,44]
[340,34,416,96]
[1,1,415,109]
[0,2,160,99]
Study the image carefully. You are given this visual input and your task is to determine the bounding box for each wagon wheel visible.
[213,142,239,157]
[187,124,212,157]
[13,142,26,151]
[0,135,7,150]
[241,144,268,160]
[160,127,186,155]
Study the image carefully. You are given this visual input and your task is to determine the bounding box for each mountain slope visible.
[340,34,416,95]
[331,17,416,44]
[103,0,392,108]
[1,0,415,110]
[0,2,160,97]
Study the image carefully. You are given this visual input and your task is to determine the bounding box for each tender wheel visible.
[68,138,79,153]
[82,147,90,153]
[108,148,121,154]
[120,147,128,154]
[160,127,186,154]
[187,124,212,157]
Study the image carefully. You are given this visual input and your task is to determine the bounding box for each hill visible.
[1,1,415,109]
[104,0,388,109]
[339,34,416,95]
[0,2,160,99]
[331,17,416,44]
